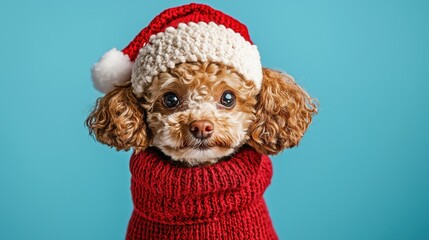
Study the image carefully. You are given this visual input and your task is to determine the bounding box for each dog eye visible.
[220,91,236,108]
[162,92,180,108]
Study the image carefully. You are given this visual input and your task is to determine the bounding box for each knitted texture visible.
[130,21,262,95]
[122,3,252,61]
[126,146,278,240]
[90,3,262,95]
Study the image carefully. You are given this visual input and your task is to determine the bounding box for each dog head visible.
[86,61,317,166]
[87,4,317,166]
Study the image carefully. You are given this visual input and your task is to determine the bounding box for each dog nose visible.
[189,120,214,139]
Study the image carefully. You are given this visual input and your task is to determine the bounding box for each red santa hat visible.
[91,3,262,96]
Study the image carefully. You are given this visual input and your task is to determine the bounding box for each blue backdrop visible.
[1,0,428,239]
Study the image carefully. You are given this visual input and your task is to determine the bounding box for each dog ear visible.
[248,68,318,155]
[86,84,149,152]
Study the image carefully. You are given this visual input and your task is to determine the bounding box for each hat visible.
[91,3,262,96]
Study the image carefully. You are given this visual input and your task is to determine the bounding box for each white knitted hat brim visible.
[130,22,262,96]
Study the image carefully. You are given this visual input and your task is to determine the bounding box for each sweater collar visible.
[129,145,273,224]
[131,146,265,197]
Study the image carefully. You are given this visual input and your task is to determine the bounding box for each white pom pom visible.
[91,48,133,93]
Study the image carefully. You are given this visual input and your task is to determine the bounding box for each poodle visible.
[85,3,317,239]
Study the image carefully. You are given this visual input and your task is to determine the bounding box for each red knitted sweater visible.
[126,146,278,240]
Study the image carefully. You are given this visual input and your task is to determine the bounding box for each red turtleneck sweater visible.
[126,146,278,240]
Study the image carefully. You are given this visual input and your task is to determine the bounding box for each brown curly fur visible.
[86,62,317,164]
[85,85,149,152]
[140,62,257,165]
[248,68,318,155]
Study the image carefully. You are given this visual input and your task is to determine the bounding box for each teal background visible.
[1,0,428,239]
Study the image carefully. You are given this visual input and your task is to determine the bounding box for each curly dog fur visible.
[86,62,317,166]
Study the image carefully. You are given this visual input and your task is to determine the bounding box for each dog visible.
[86,3,317,239]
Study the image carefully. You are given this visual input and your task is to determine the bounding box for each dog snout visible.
[189,120,214,139]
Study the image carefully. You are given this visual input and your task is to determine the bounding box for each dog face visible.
[86,61,317,166]
[141,62,257,165]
